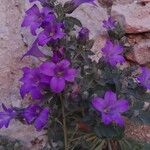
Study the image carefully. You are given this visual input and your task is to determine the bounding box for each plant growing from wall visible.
[0,0,150,149]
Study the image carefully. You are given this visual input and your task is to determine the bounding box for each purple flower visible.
[137,67,150,90]
[22,4,53,35]
[102,40,125,66]
[92,91,129,126]
[0,104,16,128]
[78,27,89,44]
[72,0,96,7]
[29,0,47,3]
[40,59,77,93]
[24,104,49,131]
[20,67,43,100]
[102,17,116,30]
[38,20,65,46]
[22,40,45,59]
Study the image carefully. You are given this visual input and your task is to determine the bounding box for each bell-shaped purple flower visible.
[137,67,150,90]
[77,27,89,44]
[22,40,45,59]
[92,91,129,126]
[20,67,43,100]
[22,4,53,35]
[38,20,65,46]
[40,59,77,93]
[102,17,116,30]
[0,104,16,128]
[102,40,125,66]
[24,104,49,131]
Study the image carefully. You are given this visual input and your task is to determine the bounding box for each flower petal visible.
[22,40,45,59]
[30,23,41,36]
[104,91,117,104]
[50,77,65,93]
[112,113,124,126]
[34,108,49,131]
[38,31,50,46]
[92,97,105,112]
[40,62,55,76]
[24,104,41,124]
[64,69,76,82]
[58,59,70,68]
[114,99,129,113]
[101,113,112,125]
[26,4,39,15]
[30,87,43,99]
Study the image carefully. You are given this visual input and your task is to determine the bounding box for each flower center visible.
[56,71,64,77]
[104,108,110,114]
[38,15,44,22]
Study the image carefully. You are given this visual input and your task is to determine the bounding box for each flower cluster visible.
[0,0,130,132]
[2,1,149,149]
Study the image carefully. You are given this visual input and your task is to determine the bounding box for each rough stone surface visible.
[90,35,107,62]
[125,33,150,65]
[0,0,46,149]
[112,2,150,33]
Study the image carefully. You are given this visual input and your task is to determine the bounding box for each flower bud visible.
[77,27,89,45]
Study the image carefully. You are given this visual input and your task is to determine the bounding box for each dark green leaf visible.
[94,123,124,139]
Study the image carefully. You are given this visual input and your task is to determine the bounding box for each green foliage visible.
[94,123,124,139]
[119,138,150,150]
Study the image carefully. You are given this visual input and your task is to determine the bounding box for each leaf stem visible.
[60,94,68,150]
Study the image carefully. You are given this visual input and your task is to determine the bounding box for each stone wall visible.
[0,0,149,149]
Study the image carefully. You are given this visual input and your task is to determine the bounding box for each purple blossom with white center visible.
[137,67,150,90]
[78,27,89,44]
[102,40,125,66]
[24,104,49,131]
[20,67,43,100]
[92,91,129,126]
[102,17,116,30]
[38,20,65,46]
[0,104,16,128]
[22,4,53,35]
[40,59,77,93]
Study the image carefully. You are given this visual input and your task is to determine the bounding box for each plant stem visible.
[60,94,68,150]
[108,140,112,150]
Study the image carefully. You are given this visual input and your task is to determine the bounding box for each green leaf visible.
[119,138,147,150]
[133,111,150,124]
[54,4,65,20]
[63,1,76,14]
[65,17,82,27]
[94,123,124,139]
